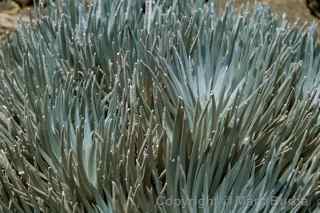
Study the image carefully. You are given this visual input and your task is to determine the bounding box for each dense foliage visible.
[0,0,320,212]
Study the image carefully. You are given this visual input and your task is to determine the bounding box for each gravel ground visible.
[251,0,317,22]
[0,1,32,42]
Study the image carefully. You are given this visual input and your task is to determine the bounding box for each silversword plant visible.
[0,0,320,212]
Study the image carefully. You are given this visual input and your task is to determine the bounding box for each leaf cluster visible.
[0,0,320,212]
